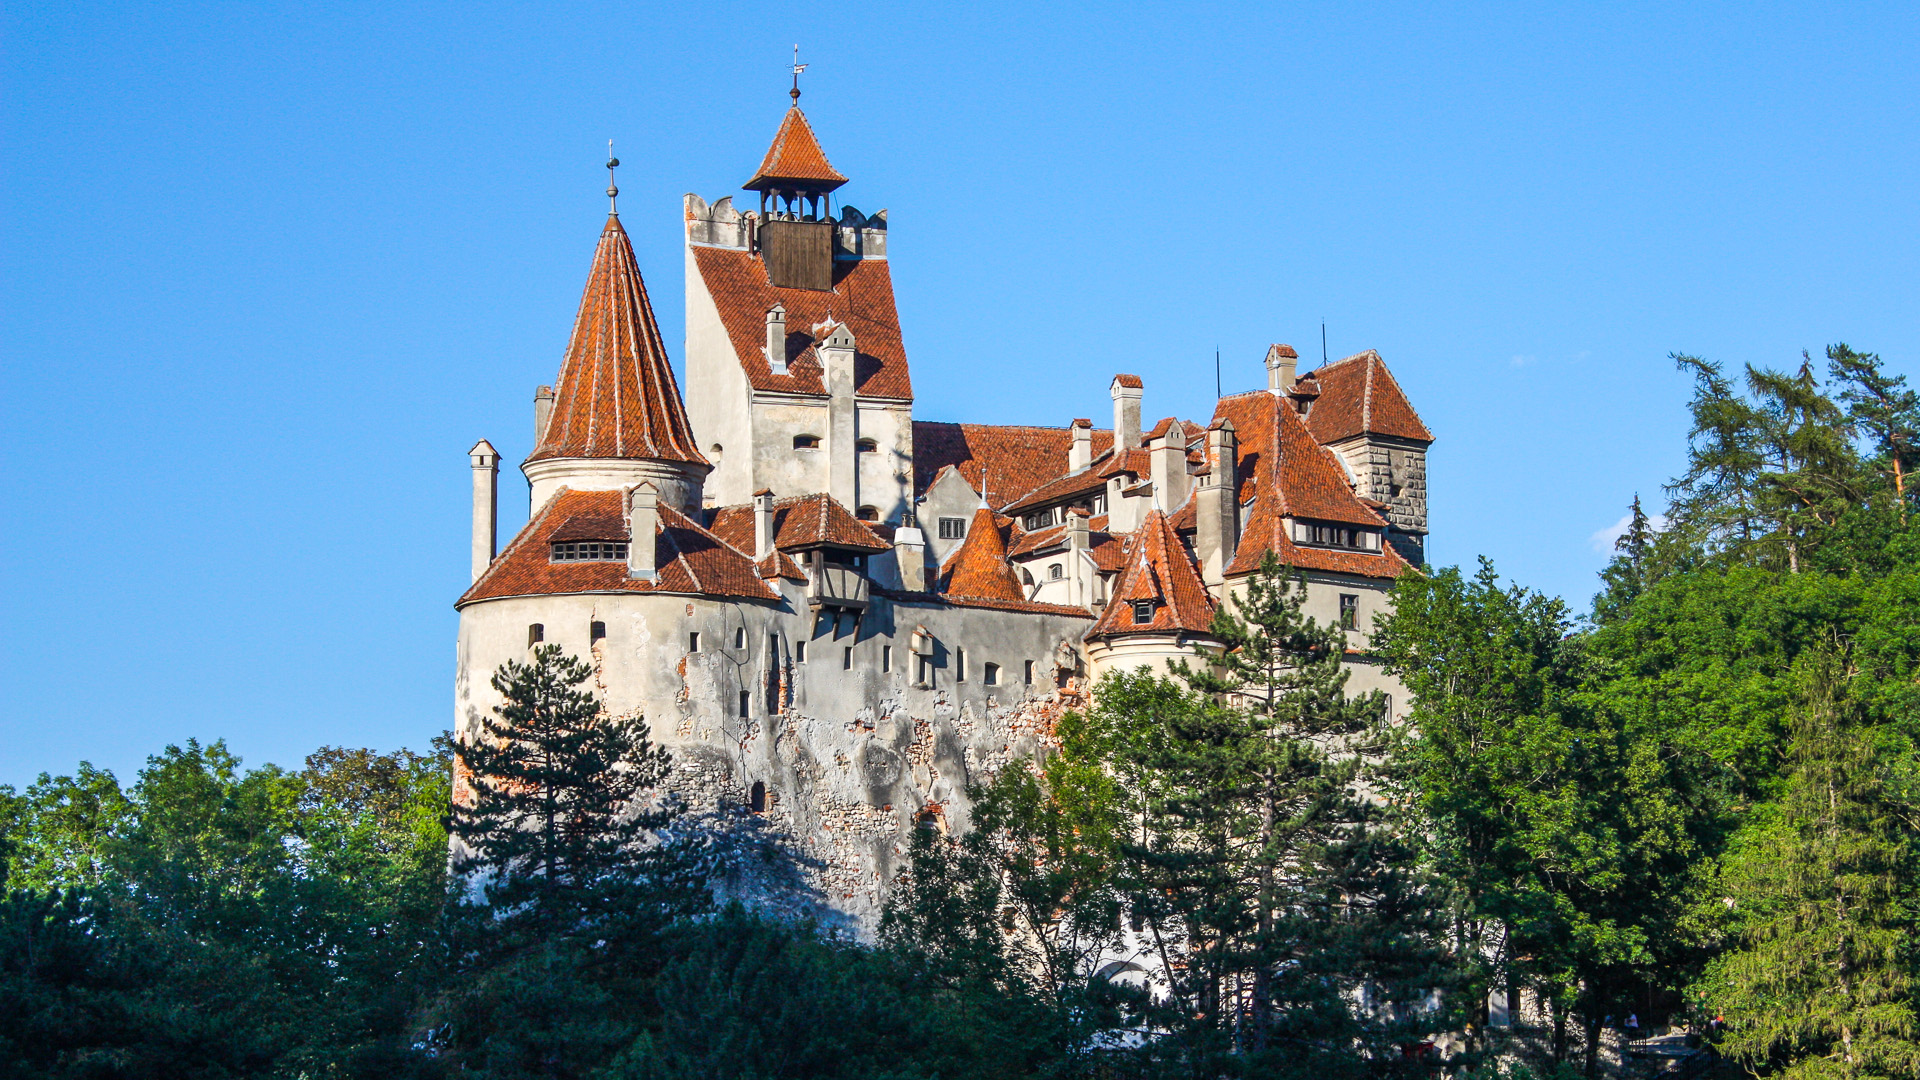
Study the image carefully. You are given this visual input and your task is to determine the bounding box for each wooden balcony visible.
[808,564,869,610]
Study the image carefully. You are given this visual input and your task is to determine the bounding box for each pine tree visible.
[1827,343,1919,517]
[451,644,690,933]
[1704,643,1920,1079]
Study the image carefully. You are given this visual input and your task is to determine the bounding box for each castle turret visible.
[524,193,710,513]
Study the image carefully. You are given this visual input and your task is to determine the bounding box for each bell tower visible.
[742,79,848,291]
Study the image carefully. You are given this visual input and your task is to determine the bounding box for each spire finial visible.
[606,139,620,214]
[790,44,807,104]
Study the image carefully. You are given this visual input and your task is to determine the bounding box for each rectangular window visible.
[1133,600,1155,624]
[769,633,780,660]
[527,623,544,647]
[984,662,1000,686]
[1048,563,1063,580]
[882,645,892,673]
[842,646,853,670]
[938,517,967,540]
[1023,660,1034,685]
[917,656,933,686]
[549,541,628,562]
[795,640,807,663]
[956,647,966,682]
[687,631,700,652]
[590,621,606,643]
[1339,594,1359,630]
[738,690,750,718]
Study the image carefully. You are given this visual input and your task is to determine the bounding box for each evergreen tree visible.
[1701,643,1920,1079]
[451,643,692,934]
[1827,343,1919,516]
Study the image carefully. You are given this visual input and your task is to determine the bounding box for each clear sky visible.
[3,2,1915,787]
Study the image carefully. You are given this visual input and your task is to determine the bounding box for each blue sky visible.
[3,2,1915,786]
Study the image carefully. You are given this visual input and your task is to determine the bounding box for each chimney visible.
[819,322,858,509]
[1196,418,1238,588]
[534,385,555,444]
[1110,375,1143,450]
[753,488,776,559]
[469,440,500,583]
[894,524,928,592]
[1066,507,1091,608]
[765,303,788,374]
[1265,344,1298,394]
[627,482,659,582]
[1149,420,1190,513]
[1069,418,1093,473]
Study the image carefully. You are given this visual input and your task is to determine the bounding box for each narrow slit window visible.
[769,633,780,660]
[795,640,807,663]
[956,647,966,682]
[687,631,700,653]
[882,645,892,673]
[738,690,751,718]
[842,646,853,670]
[734,626,746,650]
[1023,660,1034,685]
[590,621,606,643]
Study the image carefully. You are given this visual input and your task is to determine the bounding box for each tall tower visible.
[683,96,913,523]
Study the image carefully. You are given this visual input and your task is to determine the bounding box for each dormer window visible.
[793,434,821,450]
[1132,600,1156,624]
[551,541,628,562]
[1295,522,1380,551]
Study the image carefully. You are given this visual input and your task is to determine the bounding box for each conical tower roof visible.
[529,214,706,466]
[744,107,848,192]
[1088,509,1217,638]
[940,505,1024,602]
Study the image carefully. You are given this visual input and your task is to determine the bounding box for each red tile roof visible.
[1112,373,1143,389]
[1212,391,1410,582]
[912,422,1114,507]
[707,493,890,554]
[459,489,778,606]
[743,107,849,192]
[691,246,911,400]
[530,215,706,466]
[1087,510,1217,639]
[1003,467,1110,515]
[1302,350,1433,444]
[940,505,1025,602]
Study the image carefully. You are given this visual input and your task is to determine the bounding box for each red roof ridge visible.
[744,107,848,192]
[530,214,706,466]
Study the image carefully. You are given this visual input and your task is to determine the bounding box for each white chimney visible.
[1110,375,1143,450]
[753,488,776,560]
[1197,418,1239,588]
[627,482,659,583]
[469,439,500,583]
[1265,344,1298,393]
[765,303,788,374]
[1069,418,1092,473]
[894,525,928,592]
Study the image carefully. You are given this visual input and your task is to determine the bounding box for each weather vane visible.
[791,44,807,103]
[606,139,620,213]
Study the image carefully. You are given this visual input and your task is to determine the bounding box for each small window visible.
[916,656,933,686]
[527,623,544,647]
[795,640,807,663]
[856,437,878,453]
[793,434,821,450]
[842,646,853,670]
[688,631,700,653]
[1339,594,1359,630]
[1380,694,1394,723]
[590,621,606,643]
[882,645,892,673]
[1132,600,1155,624]
[550,541,628,562]
[1023,660,1034,685]
[749,781,766,813]
[984,662,1000,686]
[769,632,780,658]
[956,647,966,682]
[938,517,967,540]
[857,505,879,521]
[738,690,751,718]
[1047,563,1063,580]
[1023,510,1054,531]
[734,626,746,650]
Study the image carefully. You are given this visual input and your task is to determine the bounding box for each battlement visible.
[685,193,886,260]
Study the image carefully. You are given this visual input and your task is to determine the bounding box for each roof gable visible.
[691,246,911,400]
[1302,350,1433,444]
[1087,510,1216,638]
[912,422,1115,508]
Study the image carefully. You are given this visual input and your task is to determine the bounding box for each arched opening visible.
[856,437,878,453]
[749,781,766,813]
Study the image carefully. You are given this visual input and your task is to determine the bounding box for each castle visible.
[454,96,1433,927]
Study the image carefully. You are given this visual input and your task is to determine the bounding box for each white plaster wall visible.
[919,468,981,568]
[749,398,831,499]
[683,245,756,508]
[523,457,706,515]
[856,402,913,524]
